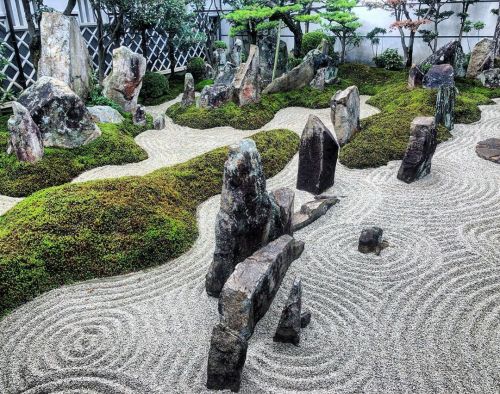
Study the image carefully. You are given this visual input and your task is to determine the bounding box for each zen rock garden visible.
[0,2,499,394]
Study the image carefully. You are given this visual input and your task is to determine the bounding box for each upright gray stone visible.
[87,106,124,124]
[230,39,243,67]
[423,64,454,89]
[199,84,233,109]
[232,44,261,106]
[214,62,237,85]
[274,277,302,346]
[318,38,330,55]
[181,73,195,107]
[7,102,44,163]
[103,46,146,113]
[479,68,500,88]
[408,64,424,89]
[358,226,384,254]
[17,76,100,148]
[297,115,339,195]
[435,85,456,130]
[133,105,146,126]
[330,85,361,145]
[214,47,227,72]
[153,114,166,130]
[397,117,438,183]
[467,38,495,79]
[258,35,288,87]
[420,40,466,77]
[38,12,93,99]
[269,187,295,238]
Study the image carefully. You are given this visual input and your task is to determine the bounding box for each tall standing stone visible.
[17,77,100,148]
[408,64,424,89]
[38,12,93,99]
[181,73,195,107]
[435,85,456,130]
[230,39,243,67]
[103,46,146,113]
[297,115,339,195]
[232,44,261,106]
[7,102,44,163]
[274,277,302,346]
[397,117,438,183]
[330,85,361,146]
[466,38,495,79]
[420,40,466,78]
[258,34,288,87]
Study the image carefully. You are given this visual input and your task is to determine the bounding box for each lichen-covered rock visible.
[38,12,93,99]
[87,106,124,124]
[232,44,261,106]
[358,226,384,254]
[423,64,455,89]
[17,76,100,148]
[133,105,146,126]
[199,83,233,109]
[330,85,360,145]
[397,117,437,183]
[230,39,243,67]
[219,235,305,340]
[475,138,500,164]
[478,68,500,88]
[259,35,288,87]
[297,115,339,195]
[292,195,339,232]
[181,73,195,107]
[408,64,424,89]
[7,102,44,163]
[214,62,237,86]
[153,114,166,130]
[206,323,248,392]
[435,85,456,130]
[214,47,227,72]
[467,38,494,78]
[274,277,302,346]
[420,40,466,77]
[103,46,146,113]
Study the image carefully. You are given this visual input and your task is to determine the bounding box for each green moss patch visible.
[0,128,299,317]
[0,113,151,197]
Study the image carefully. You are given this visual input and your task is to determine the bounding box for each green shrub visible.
[214,40,227,49]
[139,72,169,101]
[0,129,299,317]
[302,31,334,56]
[287,56,303,70]
[186,57,206,81]
[373,49,404,70]
[86,74,121,112]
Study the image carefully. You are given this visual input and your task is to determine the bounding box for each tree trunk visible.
[168,31,176,76]
[397,26,409,64]
[494,11,500,60]
[141,29,148,68]
[63,0,77,16]
[21,0,41,73]
[340,33,346,63]
[406,31,416,68]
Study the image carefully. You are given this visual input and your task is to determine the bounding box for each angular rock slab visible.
[358,226,384,254]
[292,195,339,232]
[467,38,494,79]
[420,40,466,78]
[297,115,339,195]
[475,138,500,164]
[232,44,261,106]
[206,323,248,393]
[88,106,124,124]
[17,76,100,148]
[199,84,233,109]
[269,187,295,238]
[408,64,424,89]
[479,68,500,88]
[258,35,288,87]
[181,73,195,107]
[423,64,454,89]
[218,235,305,340]
[205,139,272,297]
[435,85,456,130]
[274,277,302,346]
[330,85,361,145]
[103,46,146,113]
[7,102,44,163]
[397,117,437,183]
[38,12,93,99]
[310,66,338,90]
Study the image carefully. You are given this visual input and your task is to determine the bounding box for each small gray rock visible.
[478,68,500,88]
[358,226,384,254]
[475,138,500,164]
[133,105,146,126]
[292,195,339,232]
[408,64,424,89]
[87,106,124,124]
[153,114,165,130]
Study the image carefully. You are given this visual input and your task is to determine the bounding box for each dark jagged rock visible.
[397,117,438,183]
[310,66,338,90]
[435,85,456,130]
[297,115,339,194]
[301,311,312,328]
[199,83,233,109]
[269,187,295,238]
[420,40,466,77]
[258,34,288,87]
[358,227,384,254]
[17,76,100,148]
[133,105,146,126]
[232,44,261,106]
[153,114,165,130]
[467,38,494,78]
[330,85,361,145]
[219,235,305,340]
[475,138,500,164]
[292,195,339,232]
[214,62,237,85]
[274,277,302,346]
[7,102,44,163]
[206,323,248,392]
[408,64,424,89]
[479,68,500,88]
[423,64,454,88]
[181,73,195,107]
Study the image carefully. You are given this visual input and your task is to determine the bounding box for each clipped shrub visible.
[374,49,404,70]
[287,55,303,70]
[187,56,206,80]
[301,31,334,56]
[195,79,213,91]
[214,40,228,49]
[86,73,121,112]
[140,71,169,100]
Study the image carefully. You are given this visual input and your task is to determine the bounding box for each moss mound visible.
[0,128,299,317]
[0,113,152,197]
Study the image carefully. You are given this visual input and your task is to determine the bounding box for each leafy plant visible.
[140,71,169,100]
[86,73,121,112]
[287,55,303,70]
[374,48,404,70]
[366,27,386,58]
[186,57,206,80]
[214,40,228,49]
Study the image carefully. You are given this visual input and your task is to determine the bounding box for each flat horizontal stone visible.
[292,195,339,232]
[475,138,500,164]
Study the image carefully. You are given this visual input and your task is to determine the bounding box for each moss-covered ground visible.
[166,64,500,168]
[0,113,152,197]
[0,128,299,317]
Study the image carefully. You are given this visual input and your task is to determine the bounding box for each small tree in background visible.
[456,0,480,42]
[417,0,454,53]
[367,27,387,58]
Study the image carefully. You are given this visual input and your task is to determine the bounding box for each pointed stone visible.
[420,40,466,78]
[297,115,339,195]
[330,85,361,145]
[274,277,302,346]
[133,105,146,126]
[435,85,456,130]
[181,73,195,107]
[230,39,243,67]
[258,35,288,87]
[232,44,261,106]
[467,38,494,79]
[301,311,312,328]
[7,102,44,163]
[269,187,295,238]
